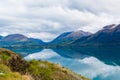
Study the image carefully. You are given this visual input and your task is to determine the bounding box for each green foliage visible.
[28,60,53,80]
[0,64,33,80]
[0,64,10,74]
[27,60,90,80]
[0,48,90,80]
[0,54,10,61]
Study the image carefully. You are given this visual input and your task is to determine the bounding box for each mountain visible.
[0,34,44,48]
[0,48,89,80]
[50,30,91,46]
[50,32,72,44]
[1,34,28,41]
[1,24,120,48]
[0,35,3,40]
[28,38,44,44]
[72,24,120,46]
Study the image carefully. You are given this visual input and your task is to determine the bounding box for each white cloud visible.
[27,32,57,42]
[0,0,120,41]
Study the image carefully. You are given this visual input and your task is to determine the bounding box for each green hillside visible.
[0,48,90,80]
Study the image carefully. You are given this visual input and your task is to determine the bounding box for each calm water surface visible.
[9,48,120,80]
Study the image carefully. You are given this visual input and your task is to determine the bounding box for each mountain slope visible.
[50,32,72,44]
[0,34,44,48]
[0,48,90,80]
[0,36,3,40]
[72,24,120,46]
[28,38,45,45]
[1,34,28,41]
[50,30,91,46]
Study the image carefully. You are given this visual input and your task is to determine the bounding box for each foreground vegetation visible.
[0,48,90,80]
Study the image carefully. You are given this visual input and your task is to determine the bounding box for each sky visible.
[0,0,120,42]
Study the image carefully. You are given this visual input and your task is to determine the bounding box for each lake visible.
[7,47,120,80]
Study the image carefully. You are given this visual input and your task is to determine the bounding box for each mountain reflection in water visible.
[5,47,120,80]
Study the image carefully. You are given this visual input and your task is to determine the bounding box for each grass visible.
[0,48,90,80]
[0,64,33,80]
[27,60,90,80]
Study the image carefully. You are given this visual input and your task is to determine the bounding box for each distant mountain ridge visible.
[0,24,120,48]
[0,34,45,48]
[71,24,120,46]
[50,30,91,45]
[1,34,28,41]
[51,32,72,44]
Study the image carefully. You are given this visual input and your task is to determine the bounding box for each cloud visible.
[0,0,120,41]
[27,32,57,42]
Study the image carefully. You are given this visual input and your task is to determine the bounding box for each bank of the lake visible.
[0,48,90,80]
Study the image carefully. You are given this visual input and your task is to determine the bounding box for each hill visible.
[72,24,120,46]
[48,30,91,48]
[0,34,45,48]
[0,48,90,80]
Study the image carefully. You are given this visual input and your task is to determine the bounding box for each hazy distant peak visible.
[68,30,92,37]
[99,24,120,33]
[103,24,116,30]
[2,34,28,41]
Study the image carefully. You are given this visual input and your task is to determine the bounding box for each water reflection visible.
[8,48,43,57]
[8,46,120,66]
[5,47,120,80]
[24,49,120,80]
[72,46,120,66]
[52,48,89,59]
